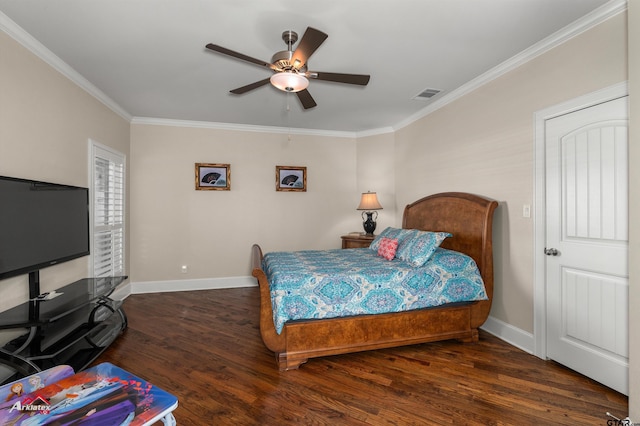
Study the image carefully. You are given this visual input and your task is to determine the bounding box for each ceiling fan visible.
[205,27,370,109]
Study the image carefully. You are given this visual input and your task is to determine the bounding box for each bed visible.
[251,192,498,371]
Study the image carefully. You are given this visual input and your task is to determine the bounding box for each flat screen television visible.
[0,175,90,281]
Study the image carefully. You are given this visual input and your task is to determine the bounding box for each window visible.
[90,140,125,277]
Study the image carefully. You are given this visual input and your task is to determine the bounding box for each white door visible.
[545,96,628,395]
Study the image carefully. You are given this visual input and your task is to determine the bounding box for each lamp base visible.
[362,211,377,235]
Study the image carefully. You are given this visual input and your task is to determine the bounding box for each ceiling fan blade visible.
[206,44,276,70]
[230,78,271,95]
[290,27,328,70]
[296,89,317,109]
[310,72,370,86]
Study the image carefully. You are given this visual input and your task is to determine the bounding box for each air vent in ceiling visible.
[413,88,441,101]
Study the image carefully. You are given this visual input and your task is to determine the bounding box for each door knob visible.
[544,247,559,256]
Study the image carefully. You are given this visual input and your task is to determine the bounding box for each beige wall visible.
[356,132,397,231]
[0,31,130,339]
[129,124,360,283]
[628,1,639,419]
[394,13,627,334]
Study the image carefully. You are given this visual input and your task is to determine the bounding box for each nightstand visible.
[341,233,375,249]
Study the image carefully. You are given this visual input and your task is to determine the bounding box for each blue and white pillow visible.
[369,227,411,252]
[395,230,452,267]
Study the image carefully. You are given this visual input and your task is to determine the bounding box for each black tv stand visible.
[0,276,127,384]
[29,270,40,301]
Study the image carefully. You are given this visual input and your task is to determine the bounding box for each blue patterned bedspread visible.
[262,247,487,334]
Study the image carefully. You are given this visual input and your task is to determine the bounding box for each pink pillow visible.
[377,237,399,261]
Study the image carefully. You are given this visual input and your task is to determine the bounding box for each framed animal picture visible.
[275,166,306,192]
[195,163,230,190]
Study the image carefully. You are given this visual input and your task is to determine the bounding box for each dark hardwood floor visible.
[95,288,628,425]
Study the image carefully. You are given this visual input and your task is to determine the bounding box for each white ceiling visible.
[0,0,615,134]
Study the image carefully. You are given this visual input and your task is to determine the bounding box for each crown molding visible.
[355,127,395,138]
[392,0,627,132]
[131,117,357,138]
[0,11,132,122]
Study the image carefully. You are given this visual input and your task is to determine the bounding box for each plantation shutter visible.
[91,142,125,277]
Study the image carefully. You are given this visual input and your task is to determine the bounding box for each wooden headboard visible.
[402,192,498,327]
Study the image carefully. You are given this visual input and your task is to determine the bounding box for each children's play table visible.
[0,362,178,425]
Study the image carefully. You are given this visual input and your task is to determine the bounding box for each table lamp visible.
[357,191,383,235]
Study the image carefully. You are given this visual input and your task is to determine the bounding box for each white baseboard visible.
[110,276,256,299]
[481,315,535,355]
[132,276,257,294]
[110,281,132,300]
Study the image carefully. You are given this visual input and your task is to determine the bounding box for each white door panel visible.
[562,268,628,357]
[545,96,628,395]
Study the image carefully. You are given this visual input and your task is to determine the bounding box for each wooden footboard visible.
[251,244,286,354]
[252,192,498,371]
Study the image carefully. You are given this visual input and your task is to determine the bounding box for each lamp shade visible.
[357,192,383,211]
[270,72,309,93]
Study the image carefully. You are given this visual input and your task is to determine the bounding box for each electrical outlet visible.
[181,265,188,274]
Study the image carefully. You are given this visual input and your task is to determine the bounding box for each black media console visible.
[0,276,127,384]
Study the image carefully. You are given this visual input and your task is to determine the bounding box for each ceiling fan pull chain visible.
[285,93,292,142]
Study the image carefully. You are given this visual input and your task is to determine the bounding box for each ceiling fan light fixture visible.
[270,72,309,93]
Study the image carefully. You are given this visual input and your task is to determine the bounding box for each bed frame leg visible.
[276,353,308,371]
[457,329,480,343]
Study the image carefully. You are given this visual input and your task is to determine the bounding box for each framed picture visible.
[276,166,306,192]
[195,163,230,190]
